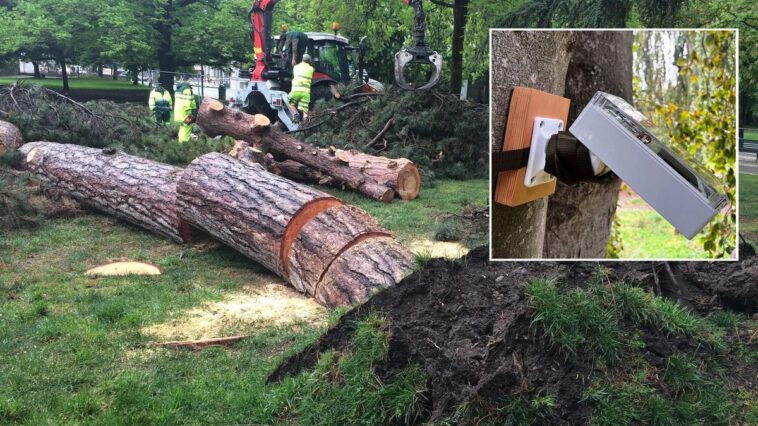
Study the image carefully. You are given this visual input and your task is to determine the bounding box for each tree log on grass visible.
[176,153,414,306]
[197,98,397,202]
[0,120,23,155]
[18,142,191,243]
[333,149,420,200]
[176,152,340,276]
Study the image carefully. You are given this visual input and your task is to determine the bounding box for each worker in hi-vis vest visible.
[148,83,172,123]
[173,82,197,143]
[288,54,314,120]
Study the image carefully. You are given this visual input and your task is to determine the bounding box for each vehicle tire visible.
[309,83,335,110]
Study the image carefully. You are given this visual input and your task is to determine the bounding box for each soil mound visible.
[270,247,758,423]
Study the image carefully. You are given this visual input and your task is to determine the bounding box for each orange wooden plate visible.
[494,87,570,207]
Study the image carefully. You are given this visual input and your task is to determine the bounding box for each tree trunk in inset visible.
[176,153,413,307]
[543,31,632,259]
[18,142,191,243]
[490,31,575,258]
[0,120,23,155]
[32,62,40,78]
[197,98,397,202]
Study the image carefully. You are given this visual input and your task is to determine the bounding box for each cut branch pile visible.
[197,98,420,201]
[17,142,413,307]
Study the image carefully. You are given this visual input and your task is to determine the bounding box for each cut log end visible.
[0,120,23,154]
[397,164,422,201]
[253,114,271,127]
[209,100,225,112]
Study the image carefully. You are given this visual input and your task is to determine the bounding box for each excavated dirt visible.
[269,247,757,423]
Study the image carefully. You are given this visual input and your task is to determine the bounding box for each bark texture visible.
[176,152,338,277]
[491,31,575,258]
[0,120,23,155]
[288,204,389,295]
[18,142,190,243]
[334,149,421,200]
[176,152,413,306]
[543,31,632,258]
[315,236,414,307]
[197,98,397,202]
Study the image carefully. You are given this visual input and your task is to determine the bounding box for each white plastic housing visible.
[524,117,561,188]
[570,92,728,240]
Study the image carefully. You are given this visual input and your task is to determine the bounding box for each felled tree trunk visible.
[0,120,23,155]
[177,152,340,276]
[176,153,414,306]
[333,149,421,200]
[197,98,397,202]
[18,142,191,243]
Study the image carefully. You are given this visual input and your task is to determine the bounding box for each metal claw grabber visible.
[395,0,442,90]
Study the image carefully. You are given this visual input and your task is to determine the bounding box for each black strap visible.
[545,131,614,185]
[491,147,531,175]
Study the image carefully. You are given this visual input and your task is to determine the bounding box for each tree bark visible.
[32,62,40,78]
[231,142,335,186]
[59,56,69,91]
[18,142,191,243]
[176,153,413,306]
[176,152,339,277]
[449,0,469,96]
[315,236,414,307]
[0,120,23,155]
[288,204,390,295]
[333,149,421,200]
[197,98,396,202]
[491,31,575,258]
[542,31,632,259]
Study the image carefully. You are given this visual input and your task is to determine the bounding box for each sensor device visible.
[570,92,729,239]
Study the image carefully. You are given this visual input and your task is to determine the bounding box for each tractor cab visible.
[238,31,382,131]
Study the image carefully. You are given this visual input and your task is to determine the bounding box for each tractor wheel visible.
[309,83,336,110]
[243,91,279,124]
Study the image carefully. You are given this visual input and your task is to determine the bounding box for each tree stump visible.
[18,142,191,243]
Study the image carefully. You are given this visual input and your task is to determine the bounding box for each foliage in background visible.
[678,0,758,125]
[301,87,488,180]
[633,30,736,258]
[0,84,234,166]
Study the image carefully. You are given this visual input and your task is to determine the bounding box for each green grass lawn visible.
[740,173,758,245]
[0,179,483,424]
[0,76,148,91]
[744,129,758,140]
[325,179,488,246]
[617,209,707,259]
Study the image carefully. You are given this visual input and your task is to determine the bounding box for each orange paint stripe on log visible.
[279,197,343,276]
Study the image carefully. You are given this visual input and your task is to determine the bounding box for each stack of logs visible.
[197,98,421,201]
[17,140,414,307]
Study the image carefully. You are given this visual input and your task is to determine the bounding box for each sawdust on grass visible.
[142,282,328,341]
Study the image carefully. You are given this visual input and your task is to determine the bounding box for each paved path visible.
[740,152,758,175]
